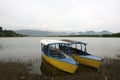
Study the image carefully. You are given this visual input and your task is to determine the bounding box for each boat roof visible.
[40,39,70,45]
[61,39,87,45]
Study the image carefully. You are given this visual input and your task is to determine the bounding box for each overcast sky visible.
[0,0,120,32]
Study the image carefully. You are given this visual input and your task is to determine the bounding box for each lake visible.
[0,37,120,74]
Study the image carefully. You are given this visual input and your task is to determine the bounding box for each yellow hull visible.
[42,54,78,73]
[71,54,102,68]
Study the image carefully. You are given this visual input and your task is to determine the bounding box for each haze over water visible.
[0,37,120,61]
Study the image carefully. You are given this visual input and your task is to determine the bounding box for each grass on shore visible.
[0,57,120,80]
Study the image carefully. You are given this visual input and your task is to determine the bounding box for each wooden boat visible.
[40,39,78,73]
[61,39,103,68]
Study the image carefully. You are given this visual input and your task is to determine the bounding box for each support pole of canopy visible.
[81,44,82,51]
[84,44,87,52]
[48,44,50,56]
[67,45,70,55]
[76,44,77,49]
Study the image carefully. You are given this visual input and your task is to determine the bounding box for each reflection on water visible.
[0,42,5,51]
[40,57,68,76]
[0,45,3,50]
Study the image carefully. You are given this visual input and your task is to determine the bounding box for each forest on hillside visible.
[0,27,25,37]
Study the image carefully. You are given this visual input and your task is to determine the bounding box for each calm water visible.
[0,37,120,74]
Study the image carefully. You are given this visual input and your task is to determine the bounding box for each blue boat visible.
[40,39,78,73]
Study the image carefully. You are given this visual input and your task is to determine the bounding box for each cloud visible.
[0,0,120,32]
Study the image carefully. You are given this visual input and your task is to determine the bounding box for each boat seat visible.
[50,48,66,58]
[71,49,83,55]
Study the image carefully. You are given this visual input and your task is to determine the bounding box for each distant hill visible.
[15,29,55,36]
[77,30,112,35]
[15,29,113,36]
[15,29,69,36]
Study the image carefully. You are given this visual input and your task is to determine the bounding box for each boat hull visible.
[71,54,102,68]
[42,53,78,73]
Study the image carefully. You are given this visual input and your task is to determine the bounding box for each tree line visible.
[0,26,25,37]
[58,33,120,37]
[0,26,119,37]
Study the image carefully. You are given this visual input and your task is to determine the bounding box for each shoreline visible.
[0,56,119,80]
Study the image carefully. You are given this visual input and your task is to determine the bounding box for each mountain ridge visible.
[15,29,113,36]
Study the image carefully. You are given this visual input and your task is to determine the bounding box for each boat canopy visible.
[40,39,71,56]
[61,39,87,52]
[61,39,87,45]
[69,41,87,45]
[40,39,70,45]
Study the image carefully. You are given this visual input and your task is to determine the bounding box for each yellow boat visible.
[40,39,78,73]
[71,54,102,68]
[62,39,103,68]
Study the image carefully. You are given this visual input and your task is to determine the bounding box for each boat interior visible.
[70,47,90,55]
[50,48,66,59]
[61,39,90,55]
[41,43,68,59]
